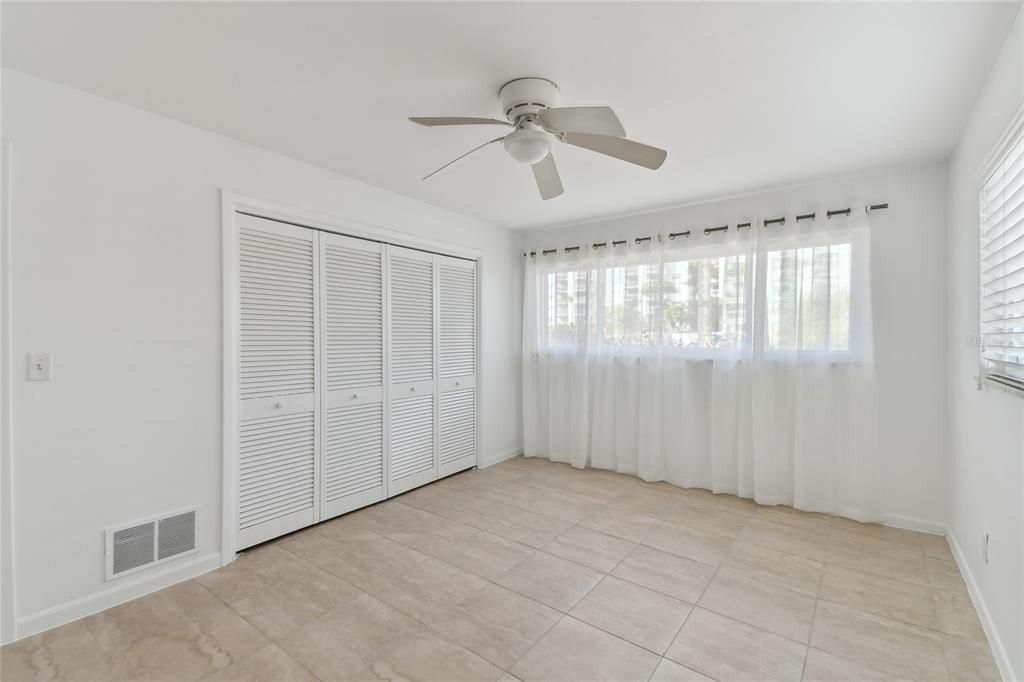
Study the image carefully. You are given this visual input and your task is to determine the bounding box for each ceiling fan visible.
[410,77,667,200]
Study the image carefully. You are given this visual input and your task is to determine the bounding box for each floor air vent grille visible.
[158,511,197,560]
[112,522,156,575]
[106,508,198,580]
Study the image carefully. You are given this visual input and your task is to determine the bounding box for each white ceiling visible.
[2,2,1018,230]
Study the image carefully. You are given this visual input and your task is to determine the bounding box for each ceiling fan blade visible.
[562,132,667,170]
[540,107,625,137]
[422,135,506,180]
[409,116,513,127]
[532,153,564,200]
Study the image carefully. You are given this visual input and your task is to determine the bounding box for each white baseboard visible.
[947,531,1017,682]
[9,450,518,644]
[478,447,523,469]
[882,513,948,536]
[12,551,221,643]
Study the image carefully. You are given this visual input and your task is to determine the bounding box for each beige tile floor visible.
[1,456,1002,682]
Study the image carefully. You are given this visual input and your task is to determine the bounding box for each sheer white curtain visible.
[522,212,881,521]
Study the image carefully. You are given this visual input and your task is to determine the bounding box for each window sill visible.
[983,373,1024,399]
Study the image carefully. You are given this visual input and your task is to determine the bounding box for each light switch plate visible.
[27,353,52,381]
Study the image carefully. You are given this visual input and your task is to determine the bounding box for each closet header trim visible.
[237,211,477,263]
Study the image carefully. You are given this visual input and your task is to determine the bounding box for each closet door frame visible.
[222,192,482,566]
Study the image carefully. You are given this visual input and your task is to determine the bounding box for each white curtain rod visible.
[523,202,889,257]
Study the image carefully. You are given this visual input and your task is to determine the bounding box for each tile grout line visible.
[797,548,825,682]
[809,600,953,681]
[938,633,960,682]
[650,596,701,681]
[502,611,568,676]
[655,529,735,680]
[192,565,331,682]
[661,522,828,652]
[818,556,985,639]
[586,531,704,666]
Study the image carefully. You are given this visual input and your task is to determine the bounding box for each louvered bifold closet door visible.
[387,246,437,495]
[237,214,319,550]
[437,256,478,477]
[320,233,387,519]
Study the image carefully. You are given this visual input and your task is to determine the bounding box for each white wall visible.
[0,70,523,640]
[947,7,1024,680]
[522,162,952,530]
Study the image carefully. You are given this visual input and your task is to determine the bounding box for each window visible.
[765,244,852,353]
[545,269,589,347]
[662,255,746,349]
[980,125,1024,386]
[602,263,659,346]
[536,237,860,358]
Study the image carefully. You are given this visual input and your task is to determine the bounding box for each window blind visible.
[980,126,1024,387]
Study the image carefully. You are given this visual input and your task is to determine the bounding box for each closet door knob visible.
[410,386,416,392]
[455,381,461,386]
[352,393,359,399]
[274,401,284,409]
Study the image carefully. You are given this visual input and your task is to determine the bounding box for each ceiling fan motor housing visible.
[499,77,560,122]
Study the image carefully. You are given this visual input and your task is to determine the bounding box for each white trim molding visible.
[881,513,948,536]
[948,530,1018,682]
[1,139,16,645]
[220,194,239,568]
[224,192,484,261]
[976,101,1024,188]
[15,552,221,642]
[478,448,523,469]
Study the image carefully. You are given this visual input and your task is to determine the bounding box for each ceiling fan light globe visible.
[503,129,552,165]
